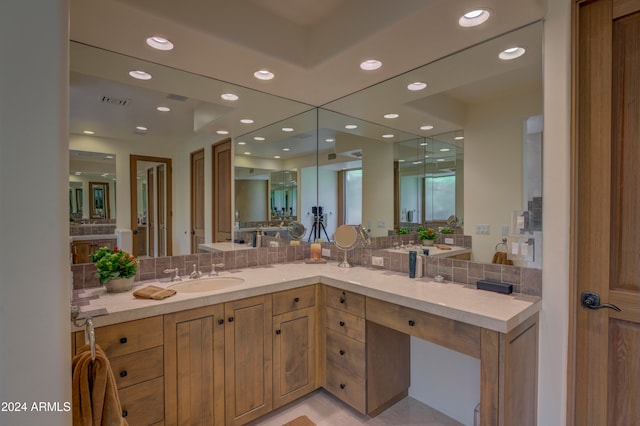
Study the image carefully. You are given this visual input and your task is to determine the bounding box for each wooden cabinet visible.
[71,238,115,264]
[74,316,164,425]
[164,305,225,426]
[224,294,273,426]
[323,287,410,416]
[272,285,318,409]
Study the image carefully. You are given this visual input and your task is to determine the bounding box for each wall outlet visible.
[322,248,331,257]
[371,256,384,267]
[444,237,454,245]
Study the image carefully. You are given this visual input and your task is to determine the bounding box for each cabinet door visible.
[72,241,91,264]
[225,295,273,426]
[273,306,317,409]
[164,305,225,426]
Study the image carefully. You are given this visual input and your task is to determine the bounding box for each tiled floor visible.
[248,390,463,426]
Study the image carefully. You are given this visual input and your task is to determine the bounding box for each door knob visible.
[580,292,621,312]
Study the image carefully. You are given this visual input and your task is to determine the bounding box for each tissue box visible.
[476,280,513,294]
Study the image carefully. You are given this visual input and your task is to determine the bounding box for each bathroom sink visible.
[169,276,245,293]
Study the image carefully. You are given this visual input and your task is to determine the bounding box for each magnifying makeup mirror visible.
[334,225,359,268]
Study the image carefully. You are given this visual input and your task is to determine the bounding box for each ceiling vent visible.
[167,93,188,102]
[101,95,130,107]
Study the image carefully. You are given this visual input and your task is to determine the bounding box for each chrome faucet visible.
[210,263,225,276]
[190,264,202,279]
[163,267,180,282]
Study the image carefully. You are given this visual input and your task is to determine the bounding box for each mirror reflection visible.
[69,150,116,222]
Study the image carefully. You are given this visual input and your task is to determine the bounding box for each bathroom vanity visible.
[72,262,540,426]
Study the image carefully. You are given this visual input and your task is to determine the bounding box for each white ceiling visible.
[69,0,545,161]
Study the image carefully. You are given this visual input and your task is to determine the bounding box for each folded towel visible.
[133,285,176,300]
[72,344,128,426]
[435,244,452,250]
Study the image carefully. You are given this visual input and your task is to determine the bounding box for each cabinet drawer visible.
[325,361,366,414]
[110,346,163,389]
[273,285,316,315]
[366,297,481,358]
[326,306,365,343]
[119,376,164,425]
[75,316,163,358]
[325,286,365,317]
[326,328,365,379]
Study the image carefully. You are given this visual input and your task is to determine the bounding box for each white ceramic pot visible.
[104,276,134,293]
[422,239,435,246]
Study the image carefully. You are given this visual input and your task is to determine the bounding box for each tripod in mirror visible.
[308,206,330,242]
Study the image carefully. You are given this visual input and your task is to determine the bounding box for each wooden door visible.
[147,167,155,257]
[191,149,205,253]
[273,307,317,409]
[573,1,640,424]
[164,305,225,426]
[224,295,272,425]
[157,163,166,257]
[212,140,232,243]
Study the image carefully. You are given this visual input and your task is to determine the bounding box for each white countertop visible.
[385,245,471,258]
[73,262,540,335]
[198,242,256,252]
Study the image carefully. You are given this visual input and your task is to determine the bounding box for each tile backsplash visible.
[72,233,541,297]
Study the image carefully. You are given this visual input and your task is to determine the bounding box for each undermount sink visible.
[169,276,245,293]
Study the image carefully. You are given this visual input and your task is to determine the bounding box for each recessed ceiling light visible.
[424,155,430,158]
[459,9,491,27]
[382,134,395,139]
[129,70,152,80]
[281,127,294,132]
[83,130,95,135]
[408,82,427,91]
[254,136,265,141]
[413,161,423,165]
[437,159,446,162]
[325,138,335,143]
[156,106,171,112]
[254,69,275,80]
[420,142,428,146]
[384,113,399,119]
[136,126,148,131]
[499,47,526,60]
[75,171,82,175]
[420,125,434,131]
[217,130,229,135]
[440,148,451,152]
[244,152,251,155]
[274,155,281,159]
[454,136,465,140]
[360,59,382,71]
[221,93,239,101]
[345,124,358,130]
[282,148,290,152]
[237,141,246,145]
[398,159,405,163]
[105,155,113,159]
[240,119,254,124]
[146,36,174,51]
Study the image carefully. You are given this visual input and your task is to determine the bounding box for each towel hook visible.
[495,237,508,252]
[74,316,96,361]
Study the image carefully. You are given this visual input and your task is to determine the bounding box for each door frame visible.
[130,154,173,256]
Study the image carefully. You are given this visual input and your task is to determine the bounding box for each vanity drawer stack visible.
[323,286,367,413]
[74,316,164,426]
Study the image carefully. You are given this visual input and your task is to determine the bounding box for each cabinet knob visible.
[339,321,345,327]
[339,350,345,356]
[408,320,415,327]
[218,319,224,325]
[339,383,346,389]
[294,297,300,303]
[120,337,128,344]
[119,370,127,378]
[276,329,281,335]
[122,410,128,418]
[228,317,234,323]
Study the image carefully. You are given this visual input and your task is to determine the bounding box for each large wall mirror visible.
[69,20,542,267]
[69,150,116,222]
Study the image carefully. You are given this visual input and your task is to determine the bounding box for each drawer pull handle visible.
[294,297,300,302]
[122,410,128,418]
[339,321,345,327]
[228,317,234,323]
[119,370,127,378]
[120,337,128,344]
[218,319,224,325]
[339,297,345,304]
[340,383,346,389]
[276,329,281,335]
[339,350,345,356]
[408,320,415,327]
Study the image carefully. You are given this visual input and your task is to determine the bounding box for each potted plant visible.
[417,227,437,246]
[90,246,139,292]
[440,227,454,235]
[395,227,410,235]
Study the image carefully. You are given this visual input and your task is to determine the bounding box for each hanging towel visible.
[491,251,514,265]
[72,343,128,426]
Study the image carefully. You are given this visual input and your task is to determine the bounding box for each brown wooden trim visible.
[337,170,345,226]
[614,0,640,18]
[393,161,399,228]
